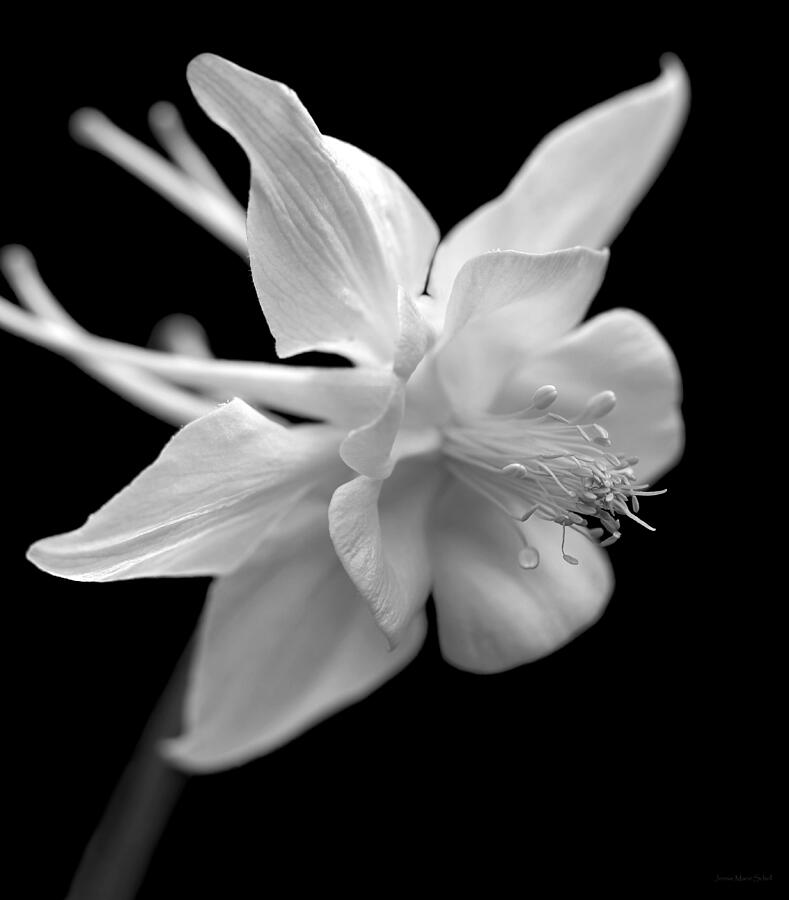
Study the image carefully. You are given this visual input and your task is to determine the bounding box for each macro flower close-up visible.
[0,52,689,772]
[5,21,782,894]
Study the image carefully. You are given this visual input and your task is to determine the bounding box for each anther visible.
[518,546,540,569]
[531,384,558,410]
[561,526,579,565]
[502,463,528,478]
[576,390,617,422]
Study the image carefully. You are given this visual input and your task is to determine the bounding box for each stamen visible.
[537,462,576,496]
[442,385,666,567]
[573,390,617,422]
[531,384,558,409]
[561,526,579,565]
[70,109,247,254]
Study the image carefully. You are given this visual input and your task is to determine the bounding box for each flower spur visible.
[0,54,688,767]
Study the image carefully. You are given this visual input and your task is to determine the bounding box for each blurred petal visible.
[492,309,683,483]
[188,54,425,364]
[435,248,608,413]
[27,399,345,581]
[430,56,689,301]
[168,500,427,770]
[329,460,441,646]
[431,480,613,673]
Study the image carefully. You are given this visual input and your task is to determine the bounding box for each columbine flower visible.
[0,54,688,769]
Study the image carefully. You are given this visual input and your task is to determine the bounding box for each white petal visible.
[492,308,683,484]
[441,247,609,341]
[188,54,427,365]
[323,137,439,299]
[429,56,689,302]
[431,480,613,673]
[340,290,434,478]
[328,460,441,646]
[434,248,609,413]
[27,399,345,581]
[167,500,426,770]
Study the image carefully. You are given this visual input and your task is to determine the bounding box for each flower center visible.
[441,385,664,569]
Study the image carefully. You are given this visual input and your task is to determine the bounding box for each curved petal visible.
[492,309,683,484]
[434,248,609,414]
[323,137,439,298]
[329,460,442,646]
[27,399,345,581]
[441,247,609,341]
[340,291,434,478]
[429,56,689,302]
[188,54,431,365]
[430,479,613,673]
[167,500,426,771]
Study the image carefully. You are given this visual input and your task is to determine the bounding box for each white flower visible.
[0,54,688,769]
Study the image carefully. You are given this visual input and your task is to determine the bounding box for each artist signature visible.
[715,873,773,883]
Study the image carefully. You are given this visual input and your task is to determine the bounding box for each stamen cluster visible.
[442,385,665,569]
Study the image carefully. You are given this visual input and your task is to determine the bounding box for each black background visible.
[2,16,778,896]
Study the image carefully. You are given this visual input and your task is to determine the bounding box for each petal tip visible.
[186,53,238,95]
[26,540,72,580]
[187,51,222,74]
[658,53,691,109]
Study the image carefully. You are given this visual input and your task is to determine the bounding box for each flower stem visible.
[66,643,192,900]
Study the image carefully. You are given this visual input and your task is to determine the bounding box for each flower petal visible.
[492,309,683,484]
[27,399,345,581]
[323,137,439,299]
[441,247,609,341]
[329,460,442,646]
[340,290,434,478]
[167,500,426,770]
[431,479,613,673]
[429,56,689,302]
[434,248,609,414]
[188,54,432,365]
